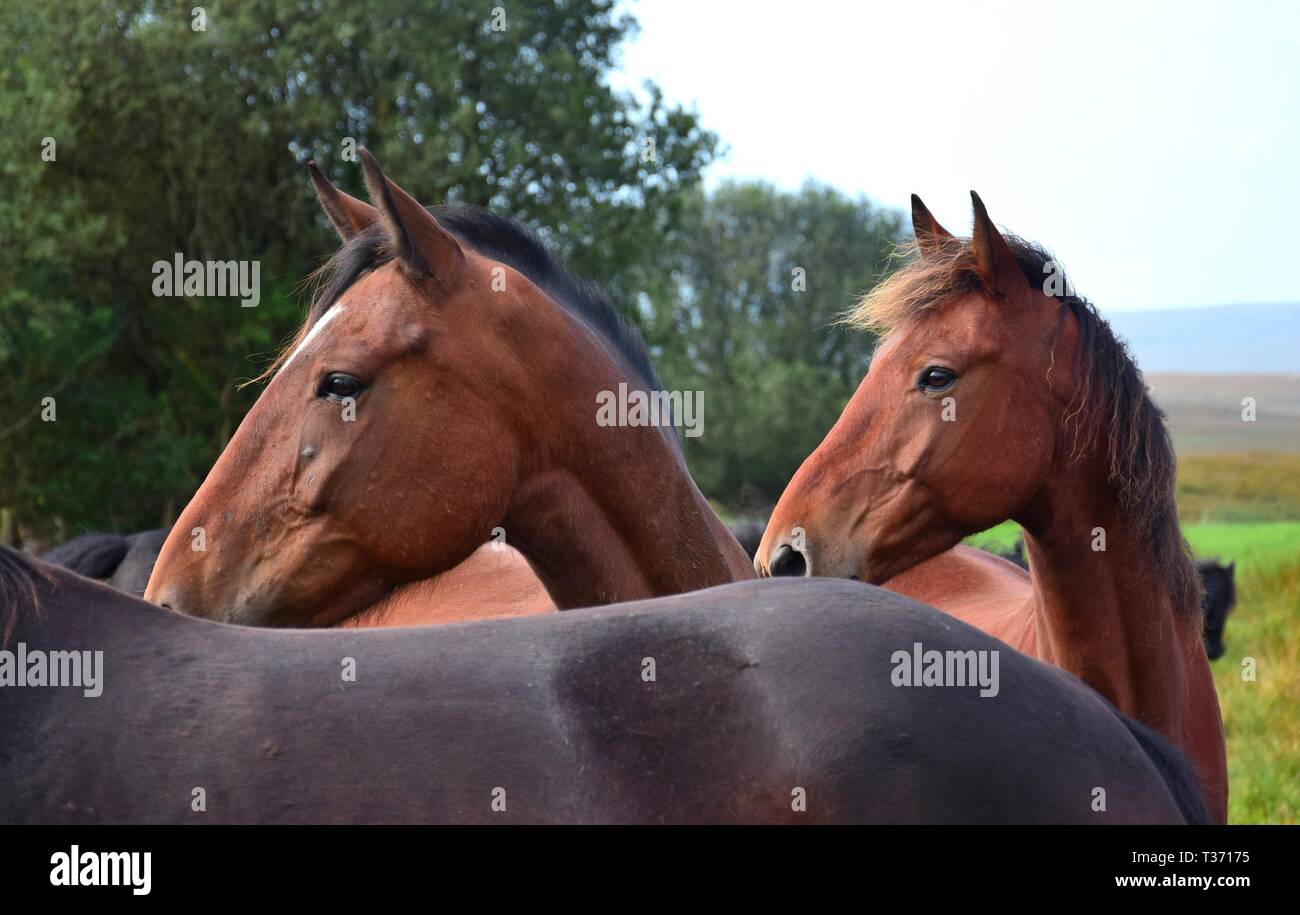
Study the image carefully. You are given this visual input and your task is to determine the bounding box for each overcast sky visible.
[613,0,1300,312]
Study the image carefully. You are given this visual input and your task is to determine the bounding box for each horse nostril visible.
[152,585,180,614]
[768,544,808,577]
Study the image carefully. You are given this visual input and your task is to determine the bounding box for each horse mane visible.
[0,547,48,647]
[264,205,666,401]
[846,235,1202,618]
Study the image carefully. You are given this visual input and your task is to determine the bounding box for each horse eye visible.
[318,373,365,400]
[918,366,957,392]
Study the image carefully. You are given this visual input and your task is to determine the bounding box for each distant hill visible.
[1145,373,1300,454]
[1104,304,1300,374]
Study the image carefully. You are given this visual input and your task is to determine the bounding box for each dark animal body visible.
[727,520,767,560]
[1,551,1204,824]
[1197,559,1237,660]
[40,529,168,598]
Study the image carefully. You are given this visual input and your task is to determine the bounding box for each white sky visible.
[612,0,1300,311]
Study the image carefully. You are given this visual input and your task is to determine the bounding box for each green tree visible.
[650,180,904,507]
[0,0,715,543]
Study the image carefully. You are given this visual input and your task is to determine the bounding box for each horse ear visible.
[970,191,1029,300]
[911,194,953,260]
[358,147,465,285]
[308,161,378,241]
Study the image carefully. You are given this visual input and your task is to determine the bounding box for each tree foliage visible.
[652,181,901,507]
[0,1,901,544]
[0,0,716,541]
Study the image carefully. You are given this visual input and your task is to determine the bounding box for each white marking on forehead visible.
[278,303,345,376]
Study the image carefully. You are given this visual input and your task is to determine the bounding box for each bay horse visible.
[145,148,751,625]
[756,193,1228,821]
[144,151,1023,627]
[1,548,1208,823]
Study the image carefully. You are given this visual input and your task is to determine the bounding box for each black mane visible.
[304,205,665,395]
[1,546,48,646]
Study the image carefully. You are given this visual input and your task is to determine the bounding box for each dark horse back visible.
[0,555,1198,824]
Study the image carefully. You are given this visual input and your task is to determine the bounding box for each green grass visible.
[964,520,1021,554]
[969,519,1300,574]
[1213,557,1300,823]
[964,451,1300,554]
[1185,522,1300,576]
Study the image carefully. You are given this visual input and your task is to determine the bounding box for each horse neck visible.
[1016,444,1227,819]
[1019,471,1195,712]
[499,314,752,609]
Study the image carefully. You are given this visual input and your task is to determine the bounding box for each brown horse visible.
[756,193,1228,821]
[144,152,1007,627]
[146,149,751,625]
